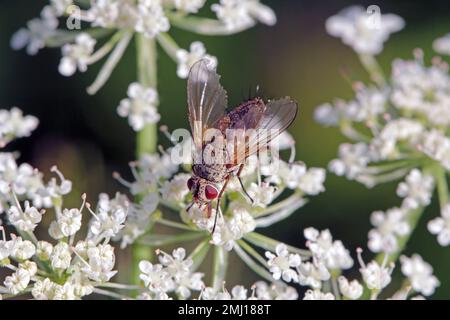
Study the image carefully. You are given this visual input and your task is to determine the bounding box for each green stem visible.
[130,34,158,291]
[234,242,275,283]
[433,165,449,210]
[244,232,311,257]
[136,34,158,156]
[376,206,425,265]
[375,163,445,265]
[189,239,211,271]
[154,218,196,231]
[137,231,205,247]
[358,54,386,87]
[212,246,228,291]
[167,12,255,35]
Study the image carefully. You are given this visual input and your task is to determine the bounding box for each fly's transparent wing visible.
[244,97,298,159]
[187,60,228,149]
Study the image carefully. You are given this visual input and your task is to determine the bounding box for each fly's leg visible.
[236,164,255,205]
[212,175,231,234]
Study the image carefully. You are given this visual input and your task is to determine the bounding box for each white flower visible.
[176,42,217,79]
[0,228,14,260]
[19,261,38,277]
[371,119,424,160]
[4,269,31,295]
[211,0,276,31]
[298,168,326,195]
[368,207,410,253]
[83,244,117,282]
[265,243,301,283]
[135,0,170,38]
[210,206,256,249]
[418,129,450,170]
[36,241,53,261]
[32,278,58,300]
[400,254,439,296]
[303,289,335,300]
[347,87,387,123]
[51,242,72,270]
[326,5,404,55]
[10,6,58,55]
[172,0,206,13]
[252,281,298,300]
[314,103,340,126]
[338,276,363,300]
[390,58,450,126]
[247,182,275,208]
[160,173,190,204]
[41,166,73,199]
[58,208,82,237]
[89,193,128,240]
[428,203,450,246]
[117,82,161,131]
[139,260,174,292]
[297,259,330,289]
[228,209,256,238]
[210,220,236,251]
[329,142,372,179]
[158,248,204,298]
[396,169,434,209]
[357,249,394,290]
[0,108,39,147]
[10,237,36,260]
[433,33,450,56]
[59,33,96,77]
[7,201,43,232]
[278,161,306,189]
[304,228,353,270]
[50,0,73,16]
[88,0,138,29]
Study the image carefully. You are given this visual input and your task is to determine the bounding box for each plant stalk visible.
[130,34,158,290]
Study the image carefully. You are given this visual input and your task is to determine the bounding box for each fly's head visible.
[187,175,219,204]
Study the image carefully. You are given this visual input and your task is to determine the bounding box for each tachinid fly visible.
[185,59,298,233]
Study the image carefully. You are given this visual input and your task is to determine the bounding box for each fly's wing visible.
[187,60,228,151]
[235,97,298,164]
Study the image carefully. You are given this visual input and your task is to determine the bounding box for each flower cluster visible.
[0,107,133,300]
[317,6,450,253]
[263,227,439,300]
[11,0,275,131]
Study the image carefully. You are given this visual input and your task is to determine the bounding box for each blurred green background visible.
[1,0,450,299]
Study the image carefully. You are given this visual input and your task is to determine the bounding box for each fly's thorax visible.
[192,163,228,183]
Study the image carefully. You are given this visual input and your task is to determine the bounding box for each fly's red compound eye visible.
[205,185,218,200]
[187,178,194,190]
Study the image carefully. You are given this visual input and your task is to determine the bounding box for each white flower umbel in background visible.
[326,5,404,56]
[59,33,96,76]
[11,0,275,131]
[0,107,38,147]
[428,203,450,246]
[400,254,440,297]
[326,5,404,86]
[117,82,160,131]
[433,33,450,56]
[317,7,450,283]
